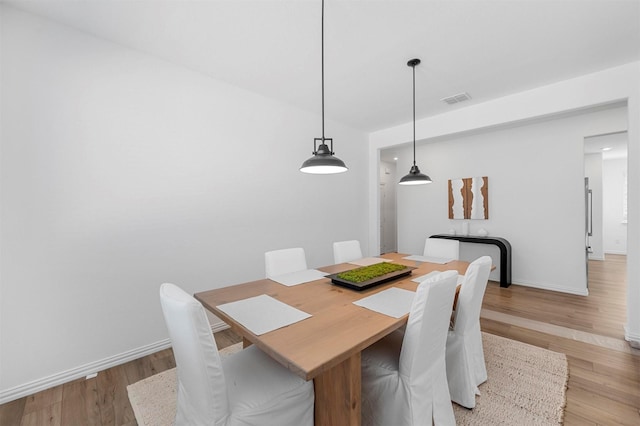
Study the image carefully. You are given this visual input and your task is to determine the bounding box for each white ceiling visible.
[4,0,640,133]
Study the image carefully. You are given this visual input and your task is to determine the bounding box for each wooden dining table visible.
[194,252,471,426]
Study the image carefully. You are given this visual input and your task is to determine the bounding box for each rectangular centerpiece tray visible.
[326,266,416,291]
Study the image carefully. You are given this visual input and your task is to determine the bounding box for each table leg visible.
[313,352,361,426]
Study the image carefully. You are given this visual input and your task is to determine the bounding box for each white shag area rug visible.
[128,333,568,425]
[453,333,568,425]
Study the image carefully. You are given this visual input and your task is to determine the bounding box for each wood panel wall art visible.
[448,176,489,219]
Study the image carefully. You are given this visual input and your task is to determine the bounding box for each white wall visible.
[392,107,625,295]
[603,157,628,254]
[585,153,604,260]
[0,7,368,401]
[368,62,640,345]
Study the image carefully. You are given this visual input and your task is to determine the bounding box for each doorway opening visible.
[583,131,628,289]
[379,159,398,254]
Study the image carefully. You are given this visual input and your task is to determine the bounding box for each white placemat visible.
[269,269,328,286]
[402,254,454,264]
[217,294,312,335]
[353,287,416,318]
[348,257,392,267]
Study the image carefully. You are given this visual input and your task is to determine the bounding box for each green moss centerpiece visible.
[327,262,416,291]
[337,263,408,283]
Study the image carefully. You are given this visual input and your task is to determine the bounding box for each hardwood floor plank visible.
[214,327,242,348]
[565,385,640,426]
[593,357,640,382]
[563,410,598,426]
[60,377,100,426]
[0,397,26,426]
[122,348,175,386]
[96,366,136,426]
[570,371,639,408]
[23,386,63,415]
[563,354,593,372]
[20,402,61,426]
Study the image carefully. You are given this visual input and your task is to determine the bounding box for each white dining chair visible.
[264,247,307,278]
[360,270,459,426]
[445,255,492,408]
[333,240,363,264]
[424,238,460,260]
[159,283,314,426]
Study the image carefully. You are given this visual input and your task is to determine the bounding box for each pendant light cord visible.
[321,0,325,142]
[300,0,347,173]
[399,58,429,184]
[412,62,416,167]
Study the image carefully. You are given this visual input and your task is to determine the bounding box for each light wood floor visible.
[1,255,638,425]
[483,254,628,340]
[481,254,639,425]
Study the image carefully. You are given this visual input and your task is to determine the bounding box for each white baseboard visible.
[0,322,230,405]
[624,326,640,349]
[604,250,627,255]
[211,321,230,333]
[0,339,170,405]
[509,279,589,296]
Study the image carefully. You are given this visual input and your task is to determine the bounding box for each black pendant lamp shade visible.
[399,58,431,185]
[399,164,431,185]
[300,138,347,174]
[300,0,348,174]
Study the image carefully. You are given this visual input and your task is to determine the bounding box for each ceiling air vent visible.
[441,92,471,105]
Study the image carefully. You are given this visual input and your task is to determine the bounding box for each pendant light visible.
[300,0,348,174]
[399,58,432,185]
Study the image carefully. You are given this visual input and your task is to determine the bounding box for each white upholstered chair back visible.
[423,238,460,260]
[360,271,458,426]
[160,283,315,425]
[451,256,492,334]
[400,270,458,384]
[446,255,492,408]
[264,247,307,278]
[159,283,229,425]
[333,240,363,264]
